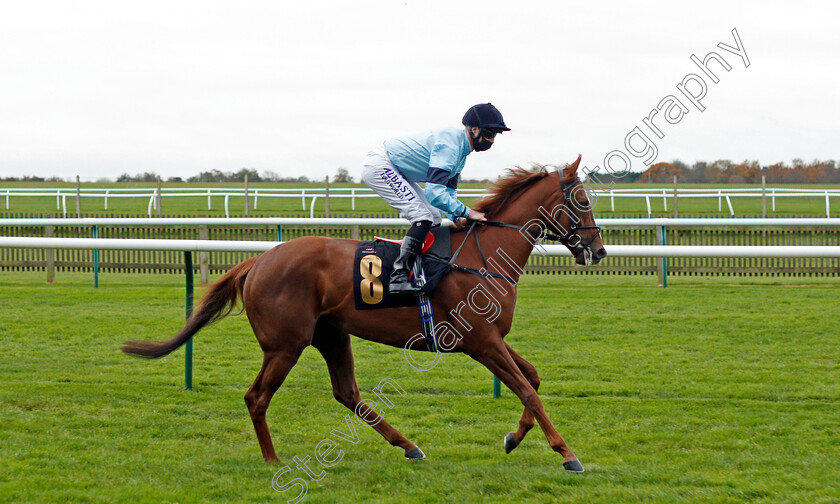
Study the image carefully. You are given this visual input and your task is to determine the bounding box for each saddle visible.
[352,226,451,311]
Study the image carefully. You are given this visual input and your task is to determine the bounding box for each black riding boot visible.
[389,221,432,294]
[389,235,423,294]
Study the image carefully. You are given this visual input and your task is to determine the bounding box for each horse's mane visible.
[473,164,575,218]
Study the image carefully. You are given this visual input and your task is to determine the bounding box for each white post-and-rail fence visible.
[2,217,840,288]
[3,216,840,227]
[2,187,401,217]
[3,217,840,256]
[4,186,839,217]
[5,235,840,257]
[3,234,840,273]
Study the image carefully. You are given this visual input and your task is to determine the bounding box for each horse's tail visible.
[121,255,259,359]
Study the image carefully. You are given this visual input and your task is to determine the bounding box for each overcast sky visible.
[1,1,837,182]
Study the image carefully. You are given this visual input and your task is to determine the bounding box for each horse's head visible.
[472,158,607,265]
[544,155,607,266]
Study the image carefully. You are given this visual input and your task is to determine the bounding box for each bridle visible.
[481,176,601,254]
[443,175,602,283]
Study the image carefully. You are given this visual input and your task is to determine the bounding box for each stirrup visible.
[389,235,423,294]
[389,269,421,294]
[390,280,421,295]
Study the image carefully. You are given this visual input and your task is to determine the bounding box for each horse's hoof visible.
[405,447,425,460]
[563,459,585,473]
[504,432,519,454]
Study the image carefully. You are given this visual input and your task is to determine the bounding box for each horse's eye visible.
[578,200,590,208]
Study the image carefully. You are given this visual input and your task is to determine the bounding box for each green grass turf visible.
[2,182,839,217]
[1,271,839,503]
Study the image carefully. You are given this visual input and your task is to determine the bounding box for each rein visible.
[442,220,518,284]
[439,176,602,285]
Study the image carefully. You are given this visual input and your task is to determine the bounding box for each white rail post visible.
[207,189,212,210]
[726,196,734,216]
[224,195,230,217]
[610,190,615,212]
[324,176,330,218]
[75,176,82,217]
[672,175,678,218]
[761,175,767,218]
[645,196,651,216]
[309,196,319,218]
[104,190,110,210]
[244,175,249,217]
[826,192,831,218]
[156,177,162,217]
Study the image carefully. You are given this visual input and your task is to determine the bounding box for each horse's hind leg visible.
[244,347,305,462]
[312,323,424,460]
[502,342,540,454]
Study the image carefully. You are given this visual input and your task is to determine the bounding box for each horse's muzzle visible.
[575,245,607,266]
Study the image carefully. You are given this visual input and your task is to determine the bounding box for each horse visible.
[122,155,607,473]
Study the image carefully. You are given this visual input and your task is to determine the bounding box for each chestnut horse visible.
[122,156,606,473]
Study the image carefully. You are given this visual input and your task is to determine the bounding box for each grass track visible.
[1,271,838,503]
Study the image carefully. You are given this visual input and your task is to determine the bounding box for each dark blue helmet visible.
[462,103,510,132]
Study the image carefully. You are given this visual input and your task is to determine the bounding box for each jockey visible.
[361,103,510,294]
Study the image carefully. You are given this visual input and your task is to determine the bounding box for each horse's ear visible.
[562,154,582,178]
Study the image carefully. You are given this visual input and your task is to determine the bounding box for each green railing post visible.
[276,225,283,242]
[184,251,194,390]
[661,225,668,288]
[92,225,99,288]
[493,375,501,398]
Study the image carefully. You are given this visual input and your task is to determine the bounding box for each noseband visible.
[555,176,602,254]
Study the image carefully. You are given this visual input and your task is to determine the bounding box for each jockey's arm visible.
[442,178,487,224]
[425,180,469,220]
[424,167,469,219]
[444,187,461,221]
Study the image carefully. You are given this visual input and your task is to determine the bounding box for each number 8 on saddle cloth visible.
[353,227,452,351]
[353,227,451,310]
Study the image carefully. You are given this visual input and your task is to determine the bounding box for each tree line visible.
[3,159,839,184]
[112,168,350,184]
[589,159,840,185]
[0,168,358,184]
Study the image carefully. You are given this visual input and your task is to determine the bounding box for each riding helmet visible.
[462,103,510,132]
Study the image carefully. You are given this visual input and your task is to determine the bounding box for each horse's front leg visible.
[502,342,539,454]
[469,338,584,473]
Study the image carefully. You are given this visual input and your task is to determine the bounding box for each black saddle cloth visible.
[353,226,451,310]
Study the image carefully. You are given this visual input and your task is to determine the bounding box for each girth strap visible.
[417,292,438,352]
